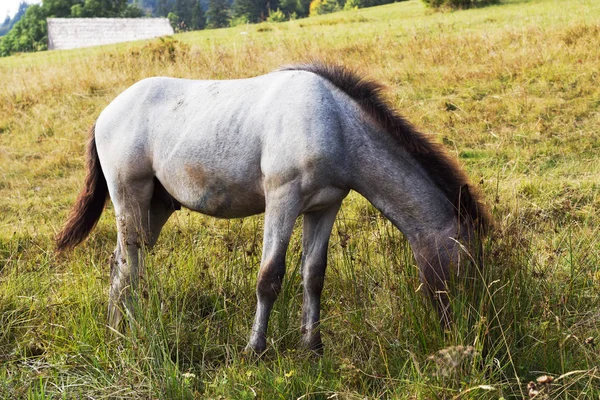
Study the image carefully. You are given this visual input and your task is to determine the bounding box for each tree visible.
[206,0,230,28]
[279,0,299,16]
[174,0,190,28]
[138,0,159,13]
[78,0,129,17]
[167,11,179,28]
[191,0,206,29]
[121,2,145,17]
[233,0,273,23]
[43,0,79,18]
[161,0,206,30]
[0,4,48,55]
[157,0,170,15]
[296,0,312,16]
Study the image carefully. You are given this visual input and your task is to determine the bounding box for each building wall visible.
[47,18,174,50]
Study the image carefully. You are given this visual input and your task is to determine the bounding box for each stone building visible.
[47,18,174,50]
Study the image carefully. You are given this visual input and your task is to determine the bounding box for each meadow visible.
[0,0,599,397]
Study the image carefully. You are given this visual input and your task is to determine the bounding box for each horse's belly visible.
[159,164,265,219]
[182,187,266,218]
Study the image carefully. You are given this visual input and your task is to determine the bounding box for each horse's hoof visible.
[244,342,267,357]
[301,335,324,355]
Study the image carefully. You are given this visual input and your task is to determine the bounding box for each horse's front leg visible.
[246,184,302,354]
[300,202,341,353]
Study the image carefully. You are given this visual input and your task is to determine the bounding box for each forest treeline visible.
[0,0,401,56]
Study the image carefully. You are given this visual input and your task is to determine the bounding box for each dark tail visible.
[56,124,108,251]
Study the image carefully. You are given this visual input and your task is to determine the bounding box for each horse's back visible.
[95,71,354,217]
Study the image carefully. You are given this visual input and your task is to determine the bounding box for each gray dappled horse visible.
[57,63,490,354]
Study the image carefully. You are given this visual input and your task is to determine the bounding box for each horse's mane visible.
[279,62,491,232]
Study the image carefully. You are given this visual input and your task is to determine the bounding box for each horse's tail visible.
[56,124,108,251]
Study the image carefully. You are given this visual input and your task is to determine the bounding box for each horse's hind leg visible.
[146,179,178,247]
[300,202,341,352]
[108,178,175,328]
[246,183,302,354]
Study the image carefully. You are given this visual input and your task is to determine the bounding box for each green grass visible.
[1,0,599,397]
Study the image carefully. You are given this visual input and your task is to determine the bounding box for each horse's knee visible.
[256,261,285,302]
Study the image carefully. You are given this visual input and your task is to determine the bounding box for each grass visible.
[1,0,599,397]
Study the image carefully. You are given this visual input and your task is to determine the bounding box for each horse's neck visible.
[348,126,456,244]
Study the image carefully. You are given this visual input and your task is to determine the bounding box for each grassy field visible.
[1,0,599,397]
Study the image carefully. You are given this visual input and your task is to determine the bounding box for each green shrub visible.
[309,0,341,16]
[267,8,287,22]
[229,14,249,27]
[344,0,362,10]
[422,0,499,9]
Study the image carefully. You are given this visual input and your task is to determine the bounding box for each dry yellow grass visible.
[0,0,599,397]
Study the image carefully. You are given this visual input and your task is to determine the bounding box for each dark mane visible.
[279,62,491,232]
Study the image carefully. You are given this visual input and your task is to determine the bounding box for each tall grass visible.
[1,0,599,397]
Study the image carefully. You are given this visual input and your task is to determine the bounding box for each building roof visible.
[47,18,174,50]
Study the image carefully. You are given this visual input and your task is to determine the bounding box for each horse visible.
[56,62,490,354]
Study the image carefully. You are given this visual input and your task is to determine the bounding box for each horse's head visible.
[414,184,490,328]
